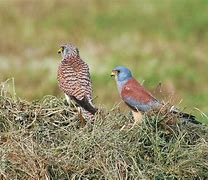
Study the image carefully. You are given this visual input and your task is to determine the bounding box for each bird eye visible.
[75,48,79,55]
[117,70,120,74]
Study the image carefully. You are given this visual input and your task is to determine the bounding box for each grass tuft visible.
[0,86,208,179]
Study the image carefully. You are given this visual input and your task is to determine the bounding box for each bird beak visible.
[111,71,116,77]
[57,47,63,54]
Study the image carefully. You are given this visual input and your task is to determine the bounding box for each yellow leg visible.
[78,108,86,127]
[132,111,143,125]
[120,111,143,131]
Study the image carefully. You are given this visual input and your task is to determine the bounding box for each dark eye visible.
[117,70,120,74]
[76,48,79,55]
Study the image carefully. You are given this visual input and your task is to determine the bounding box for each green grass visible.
[0,83,208,179]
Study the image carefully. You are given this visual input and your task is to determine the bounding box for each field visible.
[0,0,208,179]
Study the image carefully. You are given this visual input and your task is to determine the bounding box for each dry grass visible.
[0,83,208,179]
[0,0,208,113]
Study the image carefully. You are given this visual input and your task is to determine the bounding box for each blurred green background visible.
[0,0,207,117]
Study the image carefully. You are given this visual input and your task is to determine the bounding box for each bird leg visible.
[77,107,86,127]
[120,111,142,130]
[132,110,143,125]
[65,94,71,105]
[64,94,77,109]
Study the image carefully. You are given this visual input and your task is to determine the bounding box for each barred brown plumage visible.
[57,44,97,120]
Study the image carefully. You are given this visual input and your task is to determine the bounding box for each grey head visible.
[111,66,133,82]
[58,44,80,59]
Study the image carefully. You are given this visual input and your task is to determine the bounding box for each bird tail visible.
[170,109,201,124]
[72,96,98,115]
[80,108,96,121]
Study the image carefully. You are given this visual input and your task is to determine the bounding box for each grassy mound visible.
[0,91,208,179]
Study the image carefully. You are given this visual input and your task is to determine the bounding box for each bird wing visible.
[119,78,201,124]
[121,78,161,112]
[58,57,93,101]
[68,61,97,114]
[57,56,97,114]
[76,59,93,100]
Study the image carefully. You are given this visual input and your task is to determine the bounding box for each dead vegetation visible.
[0,83,208,179]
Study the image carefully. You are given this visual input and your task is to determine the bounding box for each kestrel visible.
[111,66,200,125]
[57,44,97,121]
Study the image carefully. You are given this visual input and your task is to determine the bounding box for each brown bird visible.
[57,44,97,121]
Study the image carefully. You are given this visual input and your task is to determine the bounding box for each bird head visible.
[111,66,133,82]
[58,44,79,59]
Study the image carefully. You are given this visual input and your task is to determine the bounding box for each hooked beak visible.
[111,70,116,77]
[57,47,63,54]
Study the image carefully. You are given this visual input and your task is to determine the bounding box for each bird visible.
[57,44,97,122]
[111,66,200,125]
